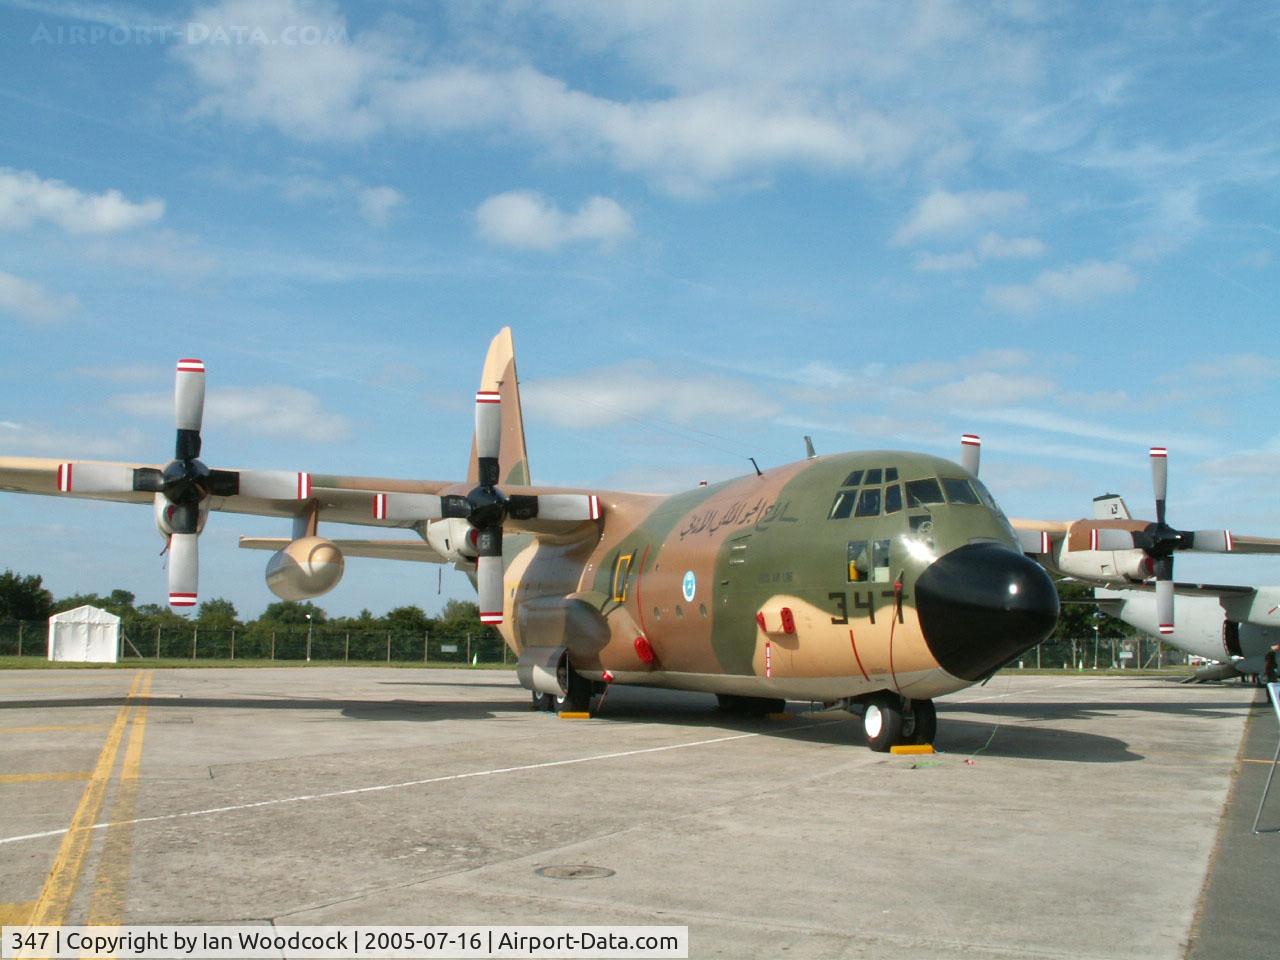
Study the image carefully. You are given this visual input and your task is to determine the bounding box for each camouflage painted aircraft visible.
[0,329,1060,751]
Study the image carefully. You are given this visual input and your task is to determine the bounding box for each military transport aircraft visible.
[1006,456,1280,680]
[0,329,1060,751]
[1094,582,1280,684]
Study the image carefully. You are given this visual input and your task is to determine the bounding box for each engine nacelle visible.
[425,517,478,563]
[265,536,344,600]
[1051,544,1150,583]
[153,493,209,537]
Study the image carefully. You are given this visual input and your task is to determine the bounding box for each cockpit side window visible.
[829,491,856,519]
[941,478,981,505]
[854,488,882,517]
[905,478,944,507]
[840,469,864,487]
[884,484,902,514]
[864,467,883,485]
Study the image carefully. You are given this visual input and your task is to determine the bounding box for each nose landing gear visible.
[859,693,936,752]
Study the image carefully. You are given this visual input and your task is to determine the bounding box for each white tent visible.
[48,605,120,663]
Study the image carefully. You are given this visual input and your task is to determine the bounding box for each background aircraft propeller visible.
[57,359,311,607]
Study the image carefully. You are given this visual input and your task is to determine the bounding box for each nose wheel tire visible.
[862,694,936,751]
[862,693,903,752]
[553,668,594,713]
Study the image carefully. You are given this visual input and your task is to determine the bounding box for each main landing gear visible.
[533,668,596,714]
[859,692,936,752]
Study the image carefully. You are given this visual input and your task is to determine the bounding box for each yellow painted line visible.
[0,771,92,784]
[89,671,152,925]
[27,671,143,927]
[0,724,108,735]
[1243,757,1280,765]
[0,901,35,925]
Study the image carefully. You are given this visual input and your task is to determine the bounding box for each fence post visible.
[466,632,471,666]
[230,628,236,660]
[17,622,22,658]
[386,632,391,663]
[192,625,197,661]
[423,630,429,663]
[345,633,349,662]
[156,625,161,660]
[271,631,275,661]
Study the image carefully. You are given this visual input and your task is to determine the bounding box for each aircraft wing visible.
[0,456,457,528]
[240,537,447,563]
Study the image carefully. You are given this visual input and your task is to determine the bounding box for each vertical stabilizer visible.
[467,327,530,486]
[1092,493,1131,520]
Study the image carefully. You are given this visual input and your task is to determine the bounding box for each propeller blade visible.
[1188,529,1234,553]
[175,359,206,459]
[959,434,981,476]
[476,553,504,625]
[1017,529,1051,555]
[533,494,602,522]
[371,493,444,521]
[55,462,136,494]
[440,495,471,519]
[168,532,199,608]
[1149,446,1167,525]
[235,470,313,500]
[1152,555,1174,635]
[475,389,501,458]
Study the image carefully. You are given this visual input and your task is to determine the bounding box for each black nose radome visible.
[916,541,1059,682]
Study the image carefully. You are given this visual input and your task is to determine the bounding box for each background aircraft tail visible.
[467,327,531,486]
[1092,493,1131,520]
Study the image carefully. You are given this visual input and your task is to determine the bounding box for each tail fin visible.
[1092,493,1131,520]
[467,327,530,486]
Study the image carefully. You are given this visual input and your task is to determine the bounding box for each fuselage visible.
[497,451,1059,703]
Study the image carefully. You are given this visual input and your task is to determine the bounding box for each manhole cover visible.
[535,864,615,880]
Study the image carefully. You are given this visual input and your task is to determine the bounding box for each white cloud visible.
[0,418,147,458]
[986,260,1138,314]
[357,186,404,227]
[892,189,1027,246]
[913,250,979,272]
[0,167,163,234]
[523,360,780,428]
[977,232,1047,260]
[85,229,219,279]
[0,271,79,323]
[113,386,351,442]
[475,191,633,252]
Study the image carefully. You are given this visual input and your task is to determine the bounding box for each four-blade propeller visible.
[56,360,311,608]
[371,388,601,625]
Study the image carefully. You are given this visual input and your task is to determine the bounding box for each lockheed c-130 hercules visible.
[0,329,1060,751]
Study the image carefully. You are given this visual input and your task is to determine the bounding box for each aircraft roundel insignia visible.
[682,570,696,602]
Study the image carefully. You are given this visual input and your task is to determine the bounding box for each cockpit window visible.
[855,488,881,517]
[941,478,981,505]
[864,467,883,485]
[829,491,856,519]
[885,467,899,482]
[884,483,902,514]
[905,478,945,507]
[970,478,997,509]
[840,469,864,488]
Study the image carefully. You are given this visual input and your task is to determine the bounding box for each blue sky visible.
[0,0,1277,618]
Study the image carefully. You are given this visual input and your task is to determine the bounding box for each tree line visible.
[0,569,499,663]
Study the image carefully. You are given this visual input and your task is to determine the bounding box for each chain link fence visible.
[0,620,509,665]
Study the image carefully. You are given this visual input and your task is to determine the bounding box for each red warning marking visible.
[1150,446,1168,458]
[765,640,772,679]
[1159,624,1174,635]
[296,473,312,499]
[373,493,387,519]
[1224,530,1234,552]
[601,670,615,683]
[779,607,795,634]
[475,391,501,404]
[169,593,197,607]
[961,434,981,446]
[1090,528,1099,551]
[479,611,502,625]
[57,463,72,492]
[755,611,767,632]
[588,495,601,520]
[176,359,204,373]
